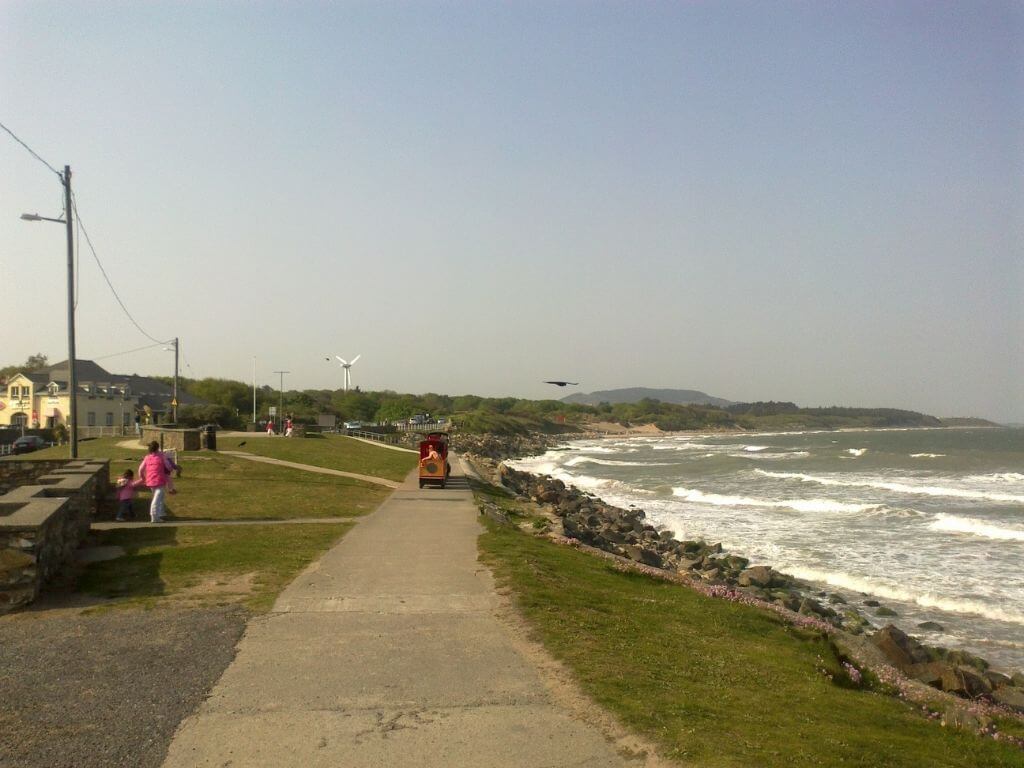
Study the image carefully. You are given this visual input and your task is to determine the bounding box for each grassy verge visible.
[217,433,416,482]
[478,515,1024,767]
[28,437,392,520]
[19,437,397,613]
[78,523,350,612]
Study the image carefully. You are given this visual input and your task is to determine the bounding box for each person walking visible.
[266,420,275,436]
[115,469,139,521]
[137,441,181,523]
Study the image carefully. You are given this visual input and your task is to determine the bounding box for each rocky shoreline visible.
[456,433,1024,729]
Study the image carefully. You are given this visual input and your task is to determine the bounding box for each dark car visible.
[12,436,47,454]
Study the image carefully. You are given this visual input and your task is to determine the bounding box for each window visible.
[20,386,29,399]
[105,412,114,426]
[87,412,96,426]
[7,388,15,399]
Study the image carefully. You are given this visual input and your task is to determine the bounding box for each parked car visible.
[343,421,362,430]
[12,435,47,454]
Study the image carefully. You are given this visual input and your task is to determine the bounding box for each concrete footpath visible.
[161,459,630,767]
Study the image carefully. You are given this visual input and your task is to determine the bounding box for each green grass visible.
[217,433,417,482]
[479,518,1024,767]
[78,524,350,611]
[28,437,392,520]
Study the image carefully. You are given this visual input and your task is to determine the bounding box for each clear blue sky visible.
[2,1,1021,421]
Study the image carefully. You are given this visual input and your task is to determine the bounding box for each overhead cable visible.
[0,119,63,178]
[71,194,168,345]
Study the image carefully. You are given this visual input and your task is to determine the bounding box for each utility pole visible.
[64,165,78,459]
[172,337,179,423]
[252,357,257,424]
[273,370,289,432]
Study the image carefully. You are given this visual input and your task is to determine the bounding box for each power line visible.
[71,193,168,346]
[0,119,63,178]
[92,341,166,361]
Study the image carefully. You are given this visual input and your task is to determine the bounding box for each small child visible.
[115,469,138,521]
[163,449,181,495]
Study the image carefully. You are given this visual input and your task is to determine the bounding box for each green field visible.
[26,436,405,521]
[15,435,411,611]
[479,517,1024,767]
[217,433,417,482]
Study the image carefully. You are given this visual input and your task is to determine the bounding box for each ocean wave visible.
[671,486,878,514]
[929,513,1024,542]
[729,451,810,461]
[782,566,1024,626]
[964,472,1024,485]
[846,448,867,457]
[910,453,945,458]
[565,456,672,468]
[744,445,770,452]
[756,470,1024,505]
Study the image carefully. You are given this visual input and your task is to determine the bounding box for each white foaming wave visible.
[730,451,810,461]
[929,513,1024,542]
[783,566,1024,626]
[911,453,945,458]
[964,472,1024,485]
[846,448,867,457]
[671,486,877,514]
[756,470,1024,505]
[744,445,770,452]
[565,456,672,468]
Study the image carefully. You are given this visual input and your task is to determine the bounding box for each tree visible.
[0,353,50,382]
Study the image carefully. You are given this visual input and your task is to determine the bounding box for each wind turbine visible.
[334,354,361,392]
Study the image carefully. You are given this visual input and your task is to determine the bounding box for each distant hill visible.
[561,387,734,408]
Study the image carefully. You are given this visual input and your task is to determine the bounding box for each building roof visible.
[44,360,205,410]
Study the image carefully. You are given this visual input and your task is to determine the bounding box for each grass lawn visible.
[15,438,397,611]
[79,523,350,612]
[479,519,1024,767]
[217,433,417,482]
[27,437,392,521]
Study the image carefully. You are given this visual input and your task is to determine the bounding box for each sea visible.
[509,427,1024,674]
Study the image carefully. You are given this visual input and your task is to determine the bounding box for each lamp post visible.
[252,357,257,424]
[21,164,77,458]
[273,370,289,432]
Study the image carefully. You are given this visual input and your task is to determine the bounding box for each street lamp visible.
[20,164,78,458]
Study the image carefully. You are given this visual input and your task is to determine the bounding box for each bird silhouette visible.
[544,381,578,387]
[238,441,246,447]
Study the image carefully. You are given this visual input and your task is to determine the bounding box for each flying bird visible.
[544,381,579,387]
[238,441,246,447]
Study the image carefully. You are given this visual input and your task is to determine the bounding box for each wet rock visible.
[917,621,944,632]
[871,624,930,670]
[863,599,880,607]
[827,593,847,604]
[737,565,774,588]
[992,686,1024,713]
[874,606,898,617]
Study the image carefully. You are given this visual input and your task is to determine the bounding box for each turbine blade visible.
[350,354,361,365]
[336,356,347,365]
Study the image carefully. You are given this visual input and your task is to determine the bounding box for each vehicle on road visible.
[343,421,362,430]
[418,432,451,489]
[12,436,47,454]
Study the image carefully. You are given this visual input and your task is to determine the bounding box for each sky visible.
[2,1,1022,422]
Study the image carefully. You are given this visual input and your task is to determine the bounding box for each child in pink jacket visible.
[137,441,182,523]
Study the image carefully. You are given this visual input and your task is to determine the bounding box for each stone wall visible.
[0,461,69,496]
[140,426,201,451]
[0,459,109,613]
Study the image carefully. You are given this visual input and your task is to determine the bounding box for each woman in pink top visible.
[137,441,181,523]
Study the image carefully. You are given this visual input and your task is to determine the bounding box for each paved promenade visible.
[161,459,629,767]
